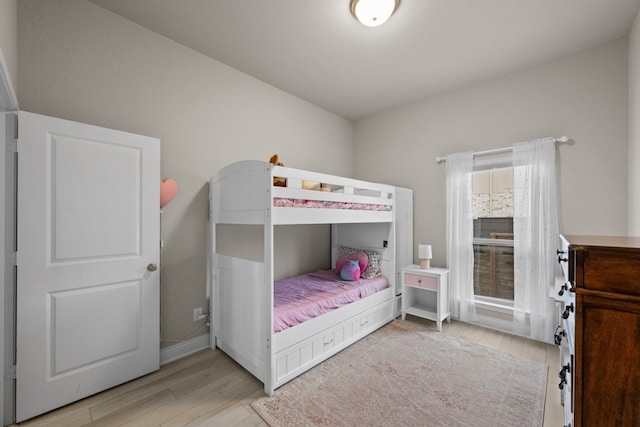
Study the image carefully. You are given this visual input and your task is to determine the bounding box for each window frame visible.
[472,153,515,314]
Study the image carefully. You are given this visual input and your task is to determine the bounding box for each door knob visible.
[147,263,158,272]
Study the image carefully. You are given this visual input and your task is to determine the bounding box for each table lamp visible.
[418,244,432,269]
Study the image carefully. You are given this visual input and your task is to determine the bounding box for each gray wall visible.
[354,38,630,267]
[630,10,640,235]
[18,0,353,347]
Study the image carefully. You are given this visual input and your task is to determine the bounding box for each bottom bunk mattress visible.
[274,269,388,333]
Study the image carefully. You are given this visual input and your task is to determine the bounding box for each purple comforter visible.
[274,269,388,333]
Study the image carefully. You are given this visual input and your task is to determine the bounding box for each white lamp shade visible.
[351,0,399,27]
[418,244,432,259]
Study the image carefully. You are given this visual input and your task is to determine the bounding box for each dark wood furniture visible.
[561,235,640,427]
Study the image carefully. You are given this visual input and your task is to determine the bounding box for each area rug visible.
[251,320,547,427]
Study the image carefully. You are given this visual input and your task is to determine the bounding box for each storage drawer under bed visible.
[274,299,393,384]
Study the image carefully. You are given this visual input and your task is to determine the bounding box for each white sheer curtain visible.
[513,137,558,342]
[446,152,476,322]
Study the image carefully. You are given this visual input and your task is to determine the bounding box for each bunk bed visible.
[209,160,397,395]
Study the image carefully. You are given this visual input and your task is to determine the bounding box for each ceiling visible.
[88,0,640,120]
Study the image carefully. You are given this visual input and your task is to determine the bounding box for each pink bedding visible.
[274,269,388,333]
[273,197,392,211]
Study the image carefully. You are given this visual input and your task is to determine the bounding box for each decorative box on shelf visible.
[401,265,450,331]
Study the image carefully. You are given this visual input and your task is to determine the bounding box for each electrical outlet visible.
[193,307,203,321]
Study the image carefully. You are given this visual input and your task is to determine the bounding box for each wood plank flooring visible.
[13,318,563,426]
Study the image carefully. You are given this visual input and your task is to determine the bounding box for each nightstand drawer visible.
[404,273,437,290]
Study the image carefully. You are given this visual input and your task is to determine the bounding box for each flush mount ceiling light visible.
[350,0,400,27]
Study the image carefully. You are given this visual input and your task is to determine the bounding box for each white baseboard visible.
[160,333,210,365]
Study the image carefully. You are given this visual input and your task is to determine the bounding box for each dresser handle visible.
[559,377,567,390]
[561,303,574,320]
[558,255,568,263]
[557,249,566,255]
[559,363,571,380]
[553,326,566,345]
[558,364,571,390]
[558,282,569,296]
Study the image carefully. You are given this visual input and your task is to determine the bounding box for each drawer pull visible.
[558,363,571,380]
[558,282,569,296]
[558,363,571,390]
[561,303,574,320]
[553,326,566,345]
[557,249,566,255]
[360,319,369,326]
[558,255,568,263]
[558,377,567,390]
[324,338,334,345]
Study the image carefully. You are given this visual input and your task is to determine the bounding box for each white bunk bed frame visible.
[209,160,397,395]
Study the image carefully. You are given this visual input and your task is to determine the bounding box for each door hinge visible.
[5,365,16,381]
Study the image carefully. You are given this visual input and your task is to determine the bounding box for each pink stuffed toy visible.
[336,252,368,274]
[340,259,361,281]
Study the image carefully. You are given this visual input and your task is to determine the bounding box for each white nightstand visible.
[401,265,450,331]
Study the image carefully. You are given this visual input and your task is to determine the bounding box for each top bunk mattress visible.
[274,269,388,333]
[273,198,392,211]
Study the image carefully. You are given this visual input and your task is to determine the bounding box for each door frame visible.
[1,47,19,426]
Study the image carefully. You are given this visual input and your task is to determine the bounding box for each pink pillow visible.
[336,252,368,274]
[340,260,361,281]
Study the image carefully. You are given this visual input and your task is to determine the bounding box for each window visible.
[446,138,558,338]
[472,166,514,302]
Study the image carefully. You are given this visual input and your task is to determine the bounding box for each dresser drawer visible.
[404,273,437,290]
[577,248,640,296]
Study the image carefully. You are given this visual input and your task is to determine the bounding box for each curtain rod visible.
[435,135,569,164]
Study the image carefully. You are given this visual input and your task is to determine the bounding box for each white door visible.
[15,111,160,422]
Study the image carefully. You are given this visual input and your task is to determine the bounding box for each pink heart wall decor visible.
[160,178,178,208]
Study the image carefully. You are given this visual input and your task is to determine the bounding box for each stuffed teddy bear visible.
[269,154,287,187]
[269,154,283,166]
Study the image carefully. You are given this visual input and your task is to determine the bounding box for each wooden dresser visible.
[558,235,640,427]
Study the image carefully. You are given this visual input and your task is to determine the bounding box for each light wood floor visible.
[13,318,563,426]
